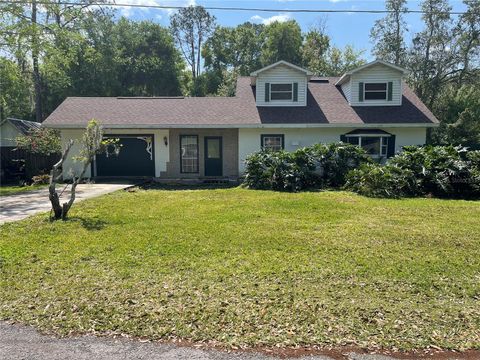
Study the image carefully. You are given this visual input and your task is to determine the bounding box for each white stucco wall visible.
[238,127,427,172]
[60,128,170,179]
[0,122,21,147]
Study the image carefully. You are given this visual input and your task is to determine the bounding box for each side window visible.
[344,135,390,157]
[261,134,284,151]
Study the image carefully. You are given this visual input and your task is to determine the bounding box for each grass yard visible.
[0,184,47,196]
[0,187,479,351]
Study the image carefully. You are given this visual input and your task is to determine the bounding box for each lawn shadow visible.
[134,181,239,192]
[69,217,107,231]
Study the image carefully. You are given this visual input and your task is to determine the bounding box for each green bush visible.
[309,142,373,187]
[346,146,480,199]
[346,164,420,198]
[243,143,371,191]
[243,150,312,191]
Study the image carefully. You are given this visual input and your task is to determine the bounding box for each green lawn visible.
[0,184,47,196]
[0,188,479,351]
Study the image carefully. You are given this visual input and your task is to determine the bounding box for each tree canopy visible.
[1,2,478,147]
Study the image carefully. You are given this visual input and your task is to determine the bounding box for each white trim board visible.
[44,123,440,129]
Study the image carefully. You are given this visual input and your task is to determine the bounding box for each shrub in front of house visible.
[242,150,311,191]
[346,145,480,199]
[346,163,421,198]
[243,143,372,191]
[244,143,480,199]
[309,142,373,188]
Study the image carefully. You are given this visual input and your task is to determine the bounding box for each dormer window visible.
[358,81,393,102]
[263,81,300,103]
[364,83,387,100]
[270,83,293,101]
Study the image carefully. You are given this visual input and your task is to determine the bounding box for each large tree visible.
[0,0,102,121]
[114,18,184,96]
[203,22,264,76]
[261,20,303,66]
[454,0,480,85]
[407,0,455,108]
[13,12,185,116]
[322,45,366,76]
[0,57,32,121]
[301,25,330,75]
[430,85,480,147]
[170,5,216,83]
[370,0,408,65]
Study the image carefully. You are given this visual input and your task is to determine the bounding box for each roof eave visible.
[335,59,409,86]
[43,122,440,129]
[250,60,313,77]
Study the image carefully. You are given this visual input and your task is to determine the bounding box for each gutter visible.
[43,122,440,129]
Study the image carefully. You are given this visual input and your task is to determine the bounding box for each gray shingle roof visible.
[4,118,42,134]
[42,77,439,128]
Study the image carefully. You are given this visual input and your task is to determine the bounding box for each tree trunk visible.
[48,140,93,221]
[60,157,90,220]
[49,140,74,220]
[197,36,202,77]
[32,0,43,122]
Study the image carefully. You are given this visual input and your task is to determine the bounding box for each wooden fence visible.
[0,147,61,183]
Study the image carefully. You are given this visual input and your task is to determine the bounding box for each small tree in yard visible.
[49,119,119,220]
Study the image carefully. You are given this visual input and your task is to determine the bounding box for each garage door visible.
[95,136,155,177]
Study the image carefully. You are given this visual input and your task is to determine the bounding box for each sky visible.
[114,0,468,60]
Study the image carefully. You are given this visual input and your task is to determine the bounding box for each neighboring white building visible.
[43,60,439,180]
[0,118,41,147]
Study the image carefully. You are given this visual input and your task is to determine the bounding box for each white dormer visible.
[336,60,408,107]
[250,61,313,107]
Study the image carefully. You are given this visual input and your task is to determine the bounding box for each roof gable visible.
[250,60,313,77]
[0,118,41,135]
[335,59,408,86]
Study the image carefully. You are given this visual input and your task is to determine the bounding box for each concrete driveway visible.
[0,183,130,224]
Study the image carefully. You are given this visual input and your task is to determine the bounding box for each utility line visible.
[0,0,471,15]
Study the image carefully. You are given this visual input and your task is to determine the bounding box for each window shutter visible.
[387,81,393,101]
[387,135,396,158]
[293,82,298,102]
[340,135,347,143]
[265,83,270,102]
[358,82,364,102]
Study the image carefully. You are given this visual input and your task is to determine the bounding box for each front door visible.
[204,137,222,176]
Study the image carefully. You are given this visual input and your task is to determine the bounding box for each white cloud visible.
[250,13,292,25]
[109,0,196,19]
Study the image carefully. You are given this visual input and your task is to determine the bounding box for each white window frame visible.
[345,134,390,157]
[261,134,284,152]
[364,82,388,101]
[180,135,199,173]
[270,83,293,101]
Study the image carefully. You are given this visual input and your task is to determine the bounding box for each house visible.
[42,60,439,180]
[0,118,43,182]
[0,118,41,147]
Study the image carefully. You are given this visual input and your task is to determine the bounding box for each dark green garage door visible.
[96,136,155,177]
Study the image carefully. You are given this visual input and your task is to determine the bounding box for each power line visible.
[0,0,471,15]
